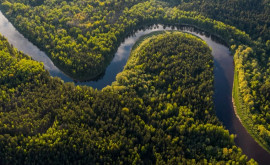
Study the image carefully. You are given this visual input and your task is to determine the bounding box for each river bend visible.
[0,11,269,165]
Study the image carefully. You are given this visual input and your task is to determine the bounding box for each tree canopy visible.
[0,32,257,164]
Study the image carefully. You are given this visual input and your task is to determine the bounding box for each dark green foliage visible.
[0,0,269,162]
[162,0,270,41]
[0,33,255,164]
[0,0,149,80]
[1,0,267,80]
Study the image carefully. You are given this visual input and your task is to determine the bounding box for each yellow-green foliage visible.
[0,0,269,162]
[0,32,256,164]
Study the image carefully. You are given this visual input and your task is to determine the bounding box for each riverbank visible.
[233,68,270,154]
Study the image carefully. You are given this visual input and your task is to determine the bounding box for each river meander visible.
[0,10,269,165]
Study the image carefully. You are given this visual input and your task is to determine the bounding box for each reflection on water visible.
[0,10,270,164]
[0,11,65,77]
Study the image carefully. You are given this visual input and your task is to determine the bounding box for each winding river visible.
[0,11,269,164]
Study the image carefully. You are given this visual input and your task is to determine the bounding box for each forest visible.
[0,31,257,164]
[2,0,268,80]
[0,0,270,164]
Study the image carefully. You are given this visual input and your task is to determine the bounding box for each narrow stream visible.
[0,10,269,164]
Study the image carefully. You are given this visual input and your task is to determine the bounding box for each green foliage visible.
[0,0,261,80]
[0,0,270,162]
[165,0,270,41]
[0,32,255,164]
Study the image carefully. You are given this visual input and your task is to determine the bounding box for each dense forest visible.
[166,0,270,41]
[0,31,257,164]
[2,0,268,80]
[0,0,270,163]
